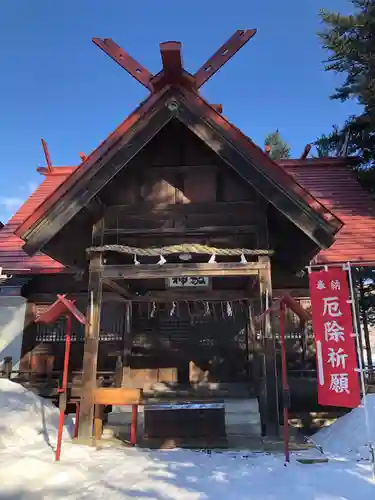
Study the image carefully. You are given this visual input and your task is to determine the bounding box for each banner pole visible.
[346,262,375,478]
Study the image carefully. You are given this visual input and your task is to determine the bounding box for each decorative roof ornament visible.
[92,30,257,99]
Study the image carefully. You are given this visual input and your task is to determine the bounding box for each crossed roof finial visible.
[92,30,256,93]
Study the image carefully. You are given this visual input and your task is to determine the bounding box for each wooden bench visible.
[93,388,142,444]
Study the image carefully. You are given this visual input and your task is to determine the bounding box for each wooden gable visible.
[17,88,341,264]
[14,33,343,271]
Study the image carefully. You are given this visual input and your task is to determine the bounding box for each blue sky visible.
[0,0,357,223]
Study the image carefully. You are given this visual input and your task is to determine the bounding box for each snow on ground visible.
[314,394,375,459]
[0,379,375,499]
[0,379,73,450]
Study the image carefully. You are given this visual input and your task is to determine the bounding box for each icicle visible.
[208,253,216,264]
[170,301,177,317]
[157,254,166,266]
[134,254,140,265]
[150,302,156,318]
[240,253,247,264]
[226,301,233,317]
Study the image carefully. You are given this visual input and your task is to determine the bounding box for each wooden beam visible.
[99,262,267,280]
[258,255,279,437]
[273,288,310,299]
[78,253,103,441]
[92,38,154,90]
[93,387,141,405]
[123,301,132,367]
[194,30,257,89]
[102,278,134,299]
[160,41,183,81]
[131,290,252,302]
[104,200,258,217]
[41,138,53,172]
[102,225,257,236]
[28,292,128,303]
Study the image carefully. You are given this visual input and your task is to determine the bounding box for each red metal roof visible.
[283,158,375,264]
[0,172,72,273]
[1,157,374,273]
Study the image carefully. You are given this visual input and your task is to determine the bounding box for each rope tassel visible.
[150,302,156,318]
[157,255,167,266]
[170,301,177,317]
[204,302,210,316]
[208,254,216,264]
[226,301,233,317]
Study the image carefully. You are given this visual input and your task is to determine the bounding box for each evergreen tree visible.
[313,125,342,157]
[264,130,291,160]
[316,2,375,376]
[315,1,375,167]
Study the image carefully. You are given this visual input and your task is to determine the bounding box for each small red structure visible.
[258,295,312,463]
[35,294,86,461]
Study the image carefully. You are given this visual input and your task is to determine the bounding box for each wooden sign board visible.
[166,276,210,288]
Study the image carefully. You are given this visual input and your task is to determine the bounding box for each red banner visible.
[308,267,360,408]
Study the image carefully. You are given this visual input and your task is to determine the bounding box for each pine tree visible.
[313,125,342,157]
[315,1,375,167]
[316,2,375,377]
[264,130,291,160]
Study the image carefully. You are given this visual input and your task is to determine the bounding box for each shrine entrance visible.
[130,299,253,388]
[15,30,342,441]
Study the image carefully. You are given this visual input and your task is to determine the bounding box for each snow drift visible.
[314,394,375,458]
[0,378,73,450]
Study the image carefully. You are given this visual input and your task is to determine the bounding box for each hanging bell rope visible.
[86,243,274,257]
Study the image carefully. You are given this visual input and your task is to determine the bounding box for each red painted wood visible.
[131,404,138,445]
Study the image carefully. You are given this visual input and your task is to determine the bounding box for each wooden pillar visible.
[258,255,279,437]
[78,252,103,440]
[123,300,132,366]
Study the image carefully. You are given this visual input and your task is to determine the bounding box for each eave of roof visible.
[16,86,172,239]
[278,157,362,169]
[1,155,374,273]
[287,160,375,265]
[178,87,343,234]
[0,172,72,274]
